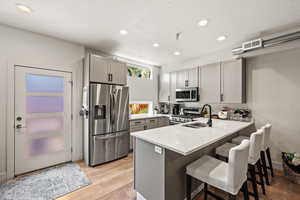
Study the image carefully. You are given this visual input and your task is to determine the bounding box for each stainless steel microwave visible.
[176,87,199,102]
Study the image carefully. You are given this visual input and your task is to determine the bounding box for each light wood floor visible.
[58,154,300,200]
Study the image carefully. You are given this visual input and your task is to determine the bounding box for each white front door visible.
[14,66,72,175]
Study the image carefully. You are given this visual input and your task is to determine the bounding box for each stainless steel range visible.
[169,107,201,125]
[170,115,196,125]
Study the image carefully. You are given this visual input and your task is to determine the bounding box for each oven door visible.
[176,89,191,102]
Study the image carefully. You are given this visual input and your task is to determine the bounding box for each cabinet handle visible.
[220,93,224,102]
[111,74,113,82]
[108,74,110,81]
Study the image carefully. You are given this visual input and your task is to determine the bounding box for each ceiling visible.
[1,0,300,66]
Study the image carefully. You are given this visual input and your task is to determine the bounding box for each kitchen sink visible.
[182,122,208,128]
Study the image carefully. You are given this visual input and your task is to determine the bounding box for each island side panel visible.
[135,138,165,200]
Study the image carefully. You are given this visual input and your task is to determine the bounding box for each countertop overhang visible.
[131,118,253,156]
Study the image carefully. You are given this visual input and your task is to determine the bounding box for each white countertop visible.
[129,114,170,120]
[131,118,253,156]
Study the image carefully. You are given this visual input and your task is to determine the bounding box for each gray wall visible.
[0,24,85,181]
[246,47,300,164]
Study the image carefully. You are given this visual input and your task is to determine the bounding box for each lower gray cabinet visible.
[129,117,170,150]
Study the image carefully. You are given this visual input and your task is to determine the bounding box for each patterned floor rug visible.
[0,163,91,200]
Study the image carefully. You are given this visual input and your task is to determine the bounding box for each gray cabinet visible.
[220,59,246,103]
[146,118,158,129]
[159,72,170,102]
[89,54,127,85]
[176,68,198,88]
[90,54,110,83]
[170,72,177,103]
[199,63,221,103]
[158,117,170,127]
[176,70,187,88]
[110,60,127,85]
[187,68,199,87]
[129,117,170,150]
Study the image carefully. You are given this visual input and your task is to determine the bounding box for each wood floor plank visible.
[57,154,300,200]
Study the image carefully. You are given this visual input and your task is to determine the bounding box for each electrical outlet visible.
[154,146,162,154]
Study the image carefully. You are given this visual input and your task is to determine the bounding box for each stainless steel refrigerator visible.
[89,83,129,166]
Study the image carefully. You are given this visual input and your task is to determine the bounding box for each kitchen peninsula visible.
[131,118,254,200]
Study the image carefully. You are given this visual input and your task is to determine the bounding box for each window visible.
[130,102,153,115]
[127,65,151,79]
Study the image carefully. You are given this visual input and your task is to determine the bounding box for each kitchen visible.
[1,1,300,200]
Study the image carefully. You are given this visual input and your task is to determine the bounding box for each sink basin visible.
[182,122,208,128]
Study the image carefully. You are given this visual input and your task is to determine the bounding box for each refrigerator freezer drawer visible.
[90,131,129,166]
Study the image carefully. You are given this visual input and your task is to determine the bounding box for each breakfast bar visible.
[131,118,254,200]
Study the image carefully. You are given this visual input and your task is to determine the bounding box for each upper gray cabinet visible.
[199,63,221,103]
[89,54,127,85]
[159,72,170,102]
[176,67,198,88]
[220,59,246,103]
[170,72,177,103]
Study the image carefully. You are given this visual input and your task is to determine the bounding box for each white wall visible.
[127,66,159,108]
[0,24,85,181]
[247,47,300,164]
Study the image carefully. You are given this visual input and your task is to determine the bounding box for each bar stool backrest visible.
[227,139,250,190]
[249,129,263,164]
[262,124,272,150]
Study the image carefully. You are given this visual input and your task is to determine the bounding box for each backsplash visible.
[183,102,249,114]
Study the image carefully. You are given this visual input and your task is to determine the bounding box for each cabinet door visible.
[221,59,246,103]
[159,72,170,102]
[158,117,170,127]
[200,63,221,103]
[90,55,110,83]
[170,72,177,103]
[109,61,127,85]
[187,68,199,87]
[176,70,188,88]
[145,118,158,129]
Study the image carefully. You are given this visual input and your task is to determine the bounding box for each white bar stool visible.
[232,124,273,185]
[216,129,265,200]
[186,140,250,200]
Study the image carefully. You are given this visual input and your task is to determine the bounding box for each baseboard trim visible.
[136,184,204,200]
[0,171,7,183]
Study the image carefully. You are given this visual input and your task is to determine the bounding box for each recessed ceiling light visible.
[217,35,227,41]
[174,51,181,56]
[198,19,208,27]
[153,43,160,47]
[16,3,33,14]
[120,29,128,35]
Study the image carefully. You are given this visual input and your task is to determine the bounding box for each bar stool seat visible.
[186,140,250,200]
[232,136,249,145]
[187,155,231,193]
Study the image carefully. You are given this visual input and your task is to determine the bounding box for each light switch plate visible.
[154,146,162,154]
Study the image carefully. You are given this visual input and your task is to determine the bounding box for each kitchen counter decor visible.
[282,152,300,184]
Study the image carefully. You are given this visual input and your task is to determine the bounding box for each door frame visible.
[6,62,80,179]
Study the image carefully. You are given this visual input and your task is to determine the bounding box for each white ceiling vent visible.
[242,38,263,51]
[232,31,300,55]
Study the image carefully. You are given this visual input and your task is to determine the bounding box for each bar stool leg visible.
[257,159,266,195]
[242,181,249,200]
[204,183,208,200]
[260,151,270,185]
[266,148,274,177]
[186,175,192,200]
[229,194,237,200]
[249,164,259,200]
